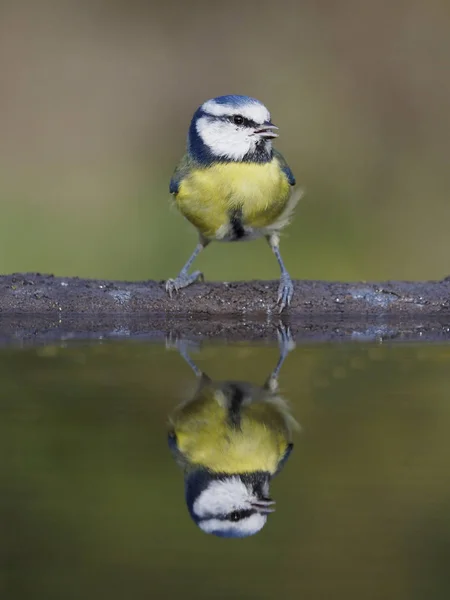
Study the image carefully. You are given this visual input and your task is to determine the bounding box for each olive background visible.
[1,0,449,283]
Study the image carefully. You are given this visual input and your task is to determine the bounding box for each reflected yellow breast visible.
[175,159,291,239]
[171,394,290,474]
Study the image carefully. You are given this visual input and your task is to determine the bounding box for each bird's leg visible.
[166,334,213,395]
[175,340,203,377]
[266,234,294,312]
[264,324,296,392]
[165,238,209,297]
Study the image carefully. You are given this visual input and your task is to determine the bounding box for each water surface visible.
[1,337,450,599]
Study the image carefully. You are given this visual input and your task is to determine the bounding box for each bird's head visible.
[185,470,275,538]
[188,95,278,164]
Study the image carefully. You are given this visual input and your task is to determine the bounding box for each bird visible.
[167,326,299,537]
[165,94,301,311]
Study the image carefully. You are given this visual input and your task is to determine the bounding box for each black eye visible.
[228,511,242,522]
[233,115,244,126]
[227,509,254,522]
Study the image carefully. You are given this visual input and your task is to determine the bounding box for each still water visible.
[1,333,450,599]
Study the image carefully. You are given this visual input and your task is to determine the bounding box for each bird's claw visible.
[165,333,202,354]
[264,323,295,391]
[276,274,294,312]
[165,270,204,298]
[276,323,296,353]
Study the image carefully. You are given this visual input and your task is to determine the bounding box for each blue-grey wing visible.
[273,149,296,186]
[274,443,294,477]
[169,153,192,195]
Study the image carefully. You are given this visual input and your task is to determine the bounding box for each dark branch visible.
[1,273,449,345]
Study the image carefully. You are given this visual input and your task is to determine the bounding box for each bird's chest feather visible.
[173,401,289,475]
[175,160,291,240]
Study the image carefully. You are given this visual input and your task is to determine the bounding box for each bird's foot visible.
[165,270,204,298]
[277,273,294,312]
[165,332,201,354]
[276,323,296,355]
[265,323,296,392]
[164,333,203,377]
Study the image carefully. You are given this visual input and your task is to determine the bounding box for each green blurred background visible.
[1,0,449,283]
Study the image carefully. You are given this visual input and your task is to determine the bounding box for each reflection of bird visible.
[168,328,299,537]
[166,94,301,311]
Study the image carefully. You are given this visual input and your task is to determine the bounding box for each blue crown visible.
[209,94,263,108]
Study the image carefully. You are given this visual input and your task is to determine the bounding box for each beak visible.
[253,122,279,139]
[251,497,276,514]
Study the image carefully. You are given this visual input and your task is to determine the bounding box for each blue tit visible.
[166,94,301,312]
[168,329,299,537]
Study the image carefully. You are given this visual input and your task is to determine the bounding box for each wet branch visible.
[1,273,449,317]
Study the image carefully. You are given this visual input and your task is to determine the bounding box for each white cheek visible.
[193,477,250,518]
[196,117,255,160]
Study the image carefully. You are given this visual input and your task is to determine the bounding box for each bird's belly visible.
[175,161,291,240]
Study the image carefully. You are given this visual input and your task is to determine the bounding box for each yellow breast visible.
[175,159,291,240]
[171,393,291,475]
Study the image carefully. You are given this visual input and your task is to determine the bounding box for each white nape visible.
[193,476,253,518]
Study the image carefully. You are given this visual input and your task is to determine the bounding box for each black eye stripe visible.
[225,115,258,128]
[226,509,256,522]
